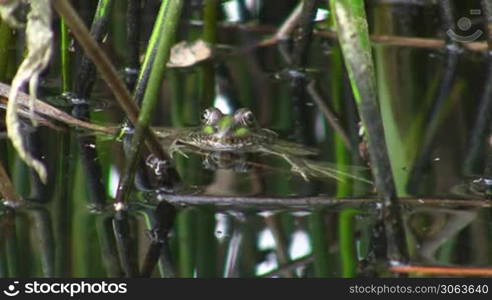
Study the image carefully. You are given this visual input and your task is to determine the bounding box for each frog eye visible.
[234,108,256,127]
[202,107,223,125]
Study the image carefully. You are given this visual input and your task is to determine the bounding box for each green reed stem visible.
[60,18,72,92]
[196,206,217,278]
[339,208,358,277]
[115,0,183,204]
[135,0,183,129]
[52,133,72,277]
[203,0,219,43]
[30,209,55,277]
[0,21,12,81]
[134,1,170,106]
[329,0,408,263]
[0,209,16,276]
[52,0,166,159]
[5,219,20,276]
[200,0,219,105]
[177,208,196,277]
[329,0,395,204]
[0,244,6,277]
[330,45,351,197]
[308,209,332,277]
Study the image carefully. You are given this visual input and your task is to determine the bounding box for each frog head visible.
[200,107,258,140]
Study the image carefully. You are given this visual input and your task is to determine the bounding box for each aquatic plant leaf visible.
[3,0,53,183]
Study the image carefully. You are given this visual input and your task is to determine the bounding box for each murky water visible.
[1,0,492,278]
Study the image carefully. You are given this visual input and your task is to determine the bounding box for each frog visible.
[162,107,372,184]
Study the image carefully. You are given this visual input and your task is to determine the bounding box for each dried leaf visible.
[167,39,213,68]
[3,0,53,183]
[0,82,116,135]
[0,0,24,28]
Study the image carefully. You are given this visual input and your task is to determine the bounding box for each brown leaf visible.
[167,39,213,68]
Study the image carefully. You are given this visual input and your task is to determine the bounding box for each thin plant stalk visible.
[52,133,72,277]
[5,214,21,276]
[71,0,114,209]
[0,243,6,277]
[96,215,122,277]
[51,0,167,160]
[308,209,332,277]
[329,0,408,263]
[200,0,219,105]
[176,208,196,277]
[30,209,55,277]
[277,49,352,151]
[115,0,184,204]
[140,202,176,278]
[113,211,139,277]
[73,0,114,97]
[224,20,490,52]
[407,0,459,193]
[196,206,217,278]
[60,18,71,93]
[222,217,244,278]
[0,20,13,81]
[261,255,314,278]
[339,209,358,277]
[329,43,352,196]
[291,0,318,67]
[125,0,141,91]
[464,0,492,180]
[265,214,293,278]
[289,0,319,144]
[391,265,492,276]
[133,1,170,107]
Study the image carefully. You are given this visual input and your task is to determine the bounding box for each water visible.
[0,0,491,278]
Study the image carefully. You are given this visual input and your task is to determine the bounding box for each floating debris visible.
[167,39,213,68]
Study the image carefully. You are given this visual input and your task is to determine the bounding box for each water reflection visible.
[405,206,482,266]
[1,195,490,277]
